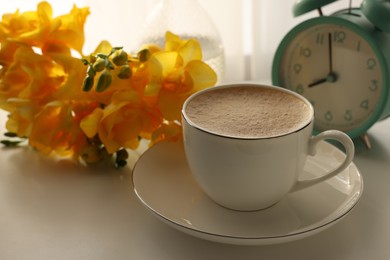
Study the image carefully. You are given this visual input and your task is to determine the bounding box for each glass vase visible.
[139,0,225,83]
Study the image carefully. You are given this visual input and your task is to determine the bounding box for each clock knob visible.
[293,0,340,17]
[361,0,390,33]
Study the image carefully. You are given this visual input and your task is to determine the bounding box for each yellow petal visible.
[124,138,140,150]
[114,118,142,148]
[37,1,53,23]
[110,90,140,104]
[186,60,217,90]
[145,82,162,96]
[98,127,120,154]
[93,40,112,55]
[151,121,182,145]
[80,108,103,138]
[165,31,183,51]
[51,5,90,53]
[179,39,202,64]
[158,91,188,121]
[150,51,181,77]
[165,31,179,42]
[140,43,162,54]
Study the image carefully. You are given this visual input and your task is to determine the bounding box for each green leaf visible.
[4,132,17,137]
[1,140,23,147]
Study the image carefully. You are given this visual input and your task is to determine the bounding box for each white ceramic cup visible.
[181,83,355,211]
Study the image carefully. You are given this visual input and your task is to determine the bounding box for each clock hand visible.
[308,34,336,88]
[308,78,327,87]
[308,73,337,88]
[328,32,333,74]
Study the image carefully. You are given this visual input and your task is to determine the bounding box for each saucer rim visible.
[132,141,363,244]
[135,188,361,242]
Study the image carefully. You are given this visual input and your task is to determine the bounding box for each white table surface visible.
[0,110,390,260]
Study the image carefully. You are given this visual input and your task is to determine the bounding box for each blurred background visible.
[0,0,359,83]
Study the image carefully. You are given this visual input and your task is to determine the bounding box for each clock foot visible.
[360,133,372,149]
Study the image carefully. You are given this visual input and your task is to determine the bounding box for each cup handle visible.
[289,130,355,192]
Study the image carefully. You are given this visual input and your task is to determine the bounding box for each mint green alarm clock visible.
[272,0,390,144]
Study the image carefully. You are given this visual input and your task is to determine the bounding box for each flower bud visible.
[111,49,128,66]
[96,70,112,92]
[117,65,132,79]
[89,54,97,64]
[87,64,96,77]
[82,76,94,92]
[115,148,129,168]
[81,145,104,164]
[137,49,151,62]
[81,58,89,65]
[93,57,106,72]
[106,60,115,70]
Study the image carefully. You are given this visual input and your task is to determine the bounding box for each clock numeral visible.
[369,80,378,91]
[366,58,377,70]
[293,64,302,74]
[360,99,369,110]
[324,111,333,122]
[356,41,361,52]
[344,110,353,121]
[295,84,304,94]
[300,47,312,58]
[333,31,346,43]
[316,33,324,45]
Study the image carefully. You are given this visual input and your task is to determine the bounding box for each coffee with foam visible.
[184,86,312,138]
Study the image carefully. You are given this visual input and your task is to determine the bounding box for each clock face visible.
[274,21,384,137]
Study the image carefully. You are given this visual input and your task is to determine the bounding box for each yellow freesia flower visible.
[80,90,163,154]
[28,101,93,158]
[5,98,38,138]
[145,33,217,121]
[165,31,203,63]
[150,121,183,146]
[0,1,89,54]
[0,46,65,105]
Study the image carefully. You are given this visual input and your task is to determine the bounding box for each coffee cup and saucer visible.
[132,83,363,245]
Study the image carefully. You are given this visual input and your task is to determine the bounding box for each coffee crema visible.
[184,86,312,138]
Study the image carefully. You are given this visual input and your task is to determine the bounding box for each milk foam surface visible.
[184,86,312,138]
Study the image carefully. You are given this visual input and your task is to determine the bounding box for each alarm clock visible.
[272,0,390,147]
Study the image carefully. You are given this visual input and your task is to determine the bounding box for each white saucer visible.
[132,141,363,246]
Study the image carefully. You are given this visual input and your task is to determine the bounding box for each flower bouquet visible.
[0,1,217,167]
